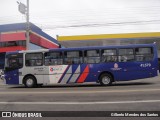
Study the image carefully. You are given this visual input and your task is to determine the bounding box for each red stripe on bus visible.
[77,65,89,83]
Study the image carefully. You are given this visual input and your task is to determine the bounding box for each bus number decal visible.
[140,63,151,68]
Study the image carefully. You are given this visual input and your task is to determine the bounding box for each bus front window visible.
[5,53,23,71]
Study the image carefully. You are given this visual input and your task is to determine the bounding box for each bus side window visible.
[135,47,153,62]
[44,52,63,66]
[118,48,134,62]
[64,51,82,64]
[101,49,117,62]
[84,50,100,64]
[25,53,43,66]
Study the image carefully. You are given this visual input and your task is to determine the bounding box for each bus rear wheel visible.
[99,73,113,86]
[24,76,37,88]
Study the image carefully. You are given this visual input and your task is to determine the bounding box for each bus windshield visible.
[5,53,23,71]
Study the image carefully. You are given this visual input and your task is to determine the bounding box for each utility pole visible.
[17,0,30,50]
[26,0,30,50]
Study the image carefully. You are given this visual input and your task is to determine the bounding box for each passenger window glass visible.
[84,50,100,63]
[135,47,153,61]
[44,52,63,65]
[26,53,43,66]
[64,51,83,64]
[101,49,117,62]
[135,47,153,54]
[118,49,134,62]
[119,49,133,55]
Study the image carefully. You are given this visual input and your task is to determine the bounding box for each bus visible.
[3,43,159,88]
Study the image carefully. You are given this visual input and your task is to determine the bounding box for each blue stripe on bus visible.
[66,65,79,83]
[58,65,70,83]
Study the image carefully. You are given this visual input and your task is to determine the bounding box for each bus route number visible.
[140,63,151,68]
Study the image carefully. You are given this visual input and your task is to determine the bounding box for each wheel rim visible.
[102,76,110,85]
[26,78,33,86]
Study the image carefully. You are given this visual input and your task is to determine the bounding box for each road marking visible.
[0,100,160,105]
[0,88,160,94]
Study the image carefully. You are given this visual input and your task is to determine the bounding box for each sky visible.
[1,0,160,38]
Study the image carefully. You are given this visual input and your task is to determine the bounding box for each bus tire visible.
[24,76,37,88]
[99,73,113,86]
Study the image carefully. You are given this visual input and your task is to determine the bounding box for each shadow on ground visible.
[7,81,154,89]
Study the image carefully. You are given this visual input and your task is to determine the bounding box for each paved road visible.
[0,76,160,119]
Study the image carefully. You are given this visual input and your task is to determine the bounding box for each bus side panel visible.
[5,69,19,84]
[67,65,80,83]
[81,64,100,83]
[21,66,44,84]
[86,63,114,82]
[76,64,90,83]
[56,64,91,84]
[113,61,157,81]
[48,65,69,84]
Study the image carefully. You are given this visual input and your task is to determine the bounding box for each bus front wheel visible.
[24,76,37,88]
[99,73,113,86]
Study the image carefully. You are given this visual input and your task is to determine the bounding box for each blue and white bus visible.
[3,44,159,87]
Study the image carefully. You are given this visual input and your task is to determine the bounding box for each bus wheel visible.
[99,73,113,86]
[24,76,37,88]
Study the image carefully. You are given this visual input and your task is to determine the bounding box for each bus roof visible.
[6,43,156,54]
[49,43,156,51]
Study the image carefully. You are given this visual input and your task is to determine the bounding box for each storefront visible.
[58,32,160,57]
[0,22,59,69]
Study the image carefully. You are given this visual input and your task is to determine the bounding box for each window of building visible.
[135,47,153,61]
[64,51,83,64]
[84,50,100,63]
[0,41,26,47]
[101,49,117,62]
[118,48,134,62]
[25,53,43,66]
[44,52,63,65]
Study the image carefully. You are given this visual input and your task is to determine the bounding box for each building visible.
[57,32,160,57]
[0,23,59,69]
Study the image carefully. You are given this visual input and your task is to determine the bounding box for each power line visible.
[38,20,160,30]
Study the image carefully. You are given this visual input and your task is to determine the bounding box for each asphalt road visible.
[0,76,160,120]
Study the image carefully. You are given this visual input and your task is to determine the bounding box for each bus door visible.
[25,53,44,84]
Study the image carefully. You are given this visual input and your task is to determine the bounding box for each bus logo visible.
[111,63,121,71]
[50,67,54,72]
[114,63,118,68]
[50,66,63,72]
